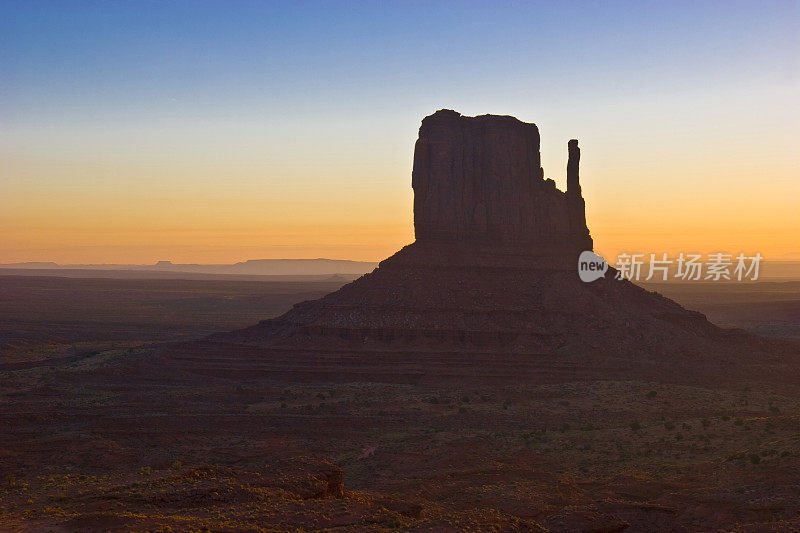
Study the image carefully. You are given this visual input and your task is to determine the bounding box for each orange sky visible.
[4,90,798,265]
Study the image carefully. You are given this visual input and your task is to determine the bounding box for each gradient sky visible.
[2,0,798,263]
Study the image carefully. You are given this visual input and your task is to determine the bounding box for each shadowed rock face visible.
[412,110,592,254]
[212,109,787,360]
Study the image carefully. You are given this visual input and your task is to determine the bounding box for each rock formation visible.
[566,139,590,242]
[207,109,766,363]
[412,110,592,255]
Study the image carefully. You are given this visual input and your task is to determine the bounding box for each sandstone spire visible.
[567,139,581,197]
[566,139,590,242]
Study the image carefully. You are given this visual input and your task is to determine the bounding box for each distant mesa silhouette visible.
[207,110,785,379]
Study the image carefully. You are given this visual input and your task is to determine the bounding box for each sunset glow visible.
[2,1,798,263]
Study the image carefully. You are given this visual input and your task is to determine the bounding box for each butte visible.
[172,110,788,385]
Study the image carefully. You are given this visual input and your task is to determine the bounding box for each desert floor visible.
[2,274,799,531]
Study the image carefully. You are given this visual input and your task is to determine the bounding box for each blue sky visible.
[4,1,796,119]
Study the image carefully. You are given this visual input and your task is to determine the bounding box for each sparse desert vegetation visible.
[2,274,800,531]
[3,346,800,530]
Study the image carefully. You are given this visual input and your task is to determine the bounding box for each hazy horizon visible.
[4,257,800,267]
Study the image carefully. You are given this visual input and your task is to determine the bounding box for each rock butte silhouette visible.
[411,110,591,253]
[181,108,789,384]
